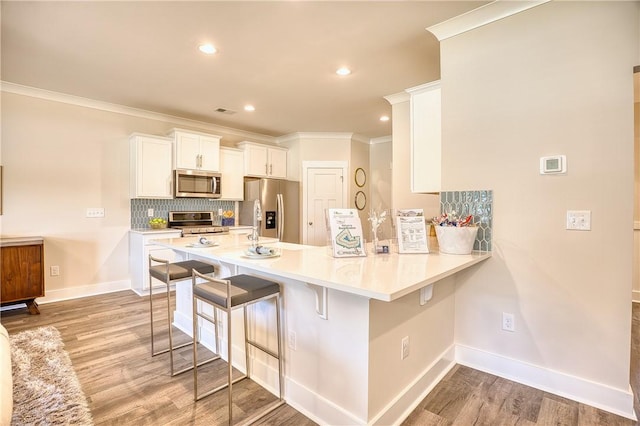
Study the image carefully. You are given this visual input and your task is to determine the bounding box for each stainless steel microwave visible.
[174,169,222,198]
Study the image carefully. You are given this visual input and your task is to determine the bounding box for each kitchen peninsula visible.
[153,234,490,425]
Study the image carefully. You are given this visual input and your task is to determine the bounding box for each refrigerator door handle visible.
[277,193,284,241]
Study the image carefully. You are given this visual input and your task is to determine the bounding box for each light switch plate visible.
[566,210,591,231]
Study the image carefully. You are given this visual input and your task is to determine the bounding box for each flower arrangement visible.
[368,209,387,250]
[221,210,235,226]
[432,211,474,227]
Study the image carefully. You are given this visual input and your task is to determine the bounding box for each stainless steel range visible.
[168,211,229,236]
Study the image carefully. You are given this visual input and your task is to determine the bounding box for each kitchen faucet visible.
[249,199,262,246]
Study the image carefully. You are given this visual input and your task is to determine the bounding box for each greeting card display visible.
[396,209,429,254]
[326,208,366,257]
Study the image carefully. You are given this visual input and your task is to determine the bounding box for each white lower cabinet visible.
[129,230,182,295]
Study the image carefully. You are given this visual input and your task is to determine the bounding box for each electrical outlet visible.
[502,312,515,332]
[147,208,154,217]
[401,336,410,360]
[566,210,591,231]
[86,208,105,218]
[288,330,297,351]
[50,265,60,276]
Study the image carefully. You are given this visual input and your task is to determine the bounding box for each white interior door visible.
[303,162,347,246]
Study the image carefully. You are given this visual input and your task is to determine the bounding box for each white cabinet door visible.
[130,134,173,199]
[172,129,221,172]
[174,131,201,170]
[268,147,287,178]
[237,142,288,178]
[243,143,269,176]
[199,135,221,171]
[220,147,244,200]
[407,80,441,193]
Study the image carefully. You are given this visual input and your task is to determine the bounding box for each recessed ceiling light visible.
[380,115,390,122]
[199,44,217,54]
[336,67,351,76]
[244,105,255,112]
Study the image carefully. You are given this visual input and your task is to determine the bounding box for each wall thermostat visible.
[540,155,566,174]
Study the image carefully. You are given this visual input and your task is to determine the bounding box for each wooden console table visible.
[1,237,44,314]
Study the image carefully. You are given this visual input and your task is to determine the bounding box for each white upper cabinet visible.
[129,133,173,199]
[237,141,287,178]
[219,147,244,200]
[406,80,441,193]
[170,128,221,172]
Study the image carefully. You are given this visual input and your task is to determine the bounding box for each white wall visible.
[634,71,640,301]
[0,91,272,300]
[439,0,638,407]
[387,98,440,218]
[368,276,456,420]
[369,140,393,240]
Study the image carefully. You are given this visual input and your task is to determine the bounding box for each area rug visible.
[10,326,93,425]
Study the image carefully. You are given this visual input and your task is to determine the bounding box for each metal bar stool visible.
[149,255,215,376]
[192,270,284,425]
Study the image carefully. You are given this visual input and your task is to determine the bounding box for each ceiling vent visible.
[214,107,237,115]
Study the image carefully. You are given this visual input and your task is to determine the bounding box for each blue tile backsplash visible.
[131,199,236,228]
[439,190,493,251]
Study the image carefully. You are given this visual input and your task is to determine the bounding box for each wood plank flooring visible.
[1,291,637,425]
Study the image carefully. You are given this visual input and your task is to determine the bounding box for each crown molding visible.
[276,132,370,144]
[426,0,551,41]
[370,135,392,145]
[384,91,411,105]
[1,81,276,144]
[406,80,441,95]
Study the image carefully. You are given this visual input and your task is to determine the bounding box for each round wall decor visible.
[355,190,367,210]
[355,168,366,187]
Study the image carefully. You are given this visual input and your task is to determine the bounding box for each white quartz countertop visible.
[130,228,183,235]
[153,235,491,302]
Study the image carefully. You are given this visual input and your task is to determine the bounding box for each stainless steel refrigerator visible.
[239,177,300,243]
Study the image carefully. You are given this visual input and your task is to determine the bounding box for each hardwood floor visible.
[1,291,637,425]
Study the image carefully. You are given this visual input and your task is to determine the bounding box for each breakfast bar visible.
[153,235,490,425]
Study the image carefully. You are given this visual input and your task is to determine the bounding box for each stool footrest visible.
[247,339,279,360]
[235,399,286,426]
[151,340,192,357]
[195,373,248,401]
[172,355,221,376]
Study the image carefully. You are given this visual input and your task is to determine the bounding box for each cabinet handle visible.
[308,222,313,226]
[270,164,273,175]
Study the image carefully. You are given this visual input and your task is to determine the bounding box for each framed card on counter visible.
[396,209,429,254]
[326,208,366,257]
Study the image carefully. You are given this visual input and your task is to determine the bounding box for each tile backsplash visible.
[131,199,236,228]
[439,190,493,251]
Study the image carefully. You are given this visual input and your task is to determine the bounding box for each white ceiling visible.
[1,1,486,139]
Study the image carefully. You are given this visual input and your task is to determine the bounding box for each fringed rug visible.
[10,326,93,425]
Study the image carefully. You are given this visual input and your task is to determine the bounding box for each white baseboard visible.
[370,345,456,425]
[285,376,367,425]
[633,291,640,304]
[455,344,637,421]
[36,279,132,304]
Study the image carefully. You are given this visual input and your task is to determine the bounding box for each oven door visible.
[174,169,221,198]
